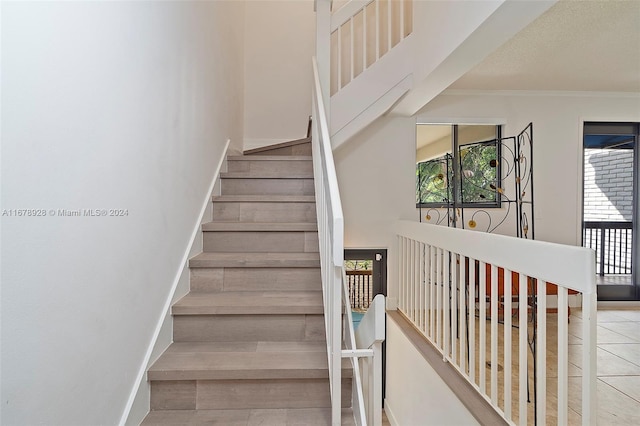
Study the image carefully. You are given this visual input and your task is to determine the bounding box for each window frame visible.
[416,124,502,209]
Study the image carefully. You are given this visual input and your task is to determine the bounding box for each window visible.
[416,124,501,208]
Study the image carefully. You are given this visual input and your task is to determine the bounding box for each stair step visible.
[221,177,314,196]
[202,222,317,231]
[190,267,321,293]
[189,252,320,268]
[173,313,325,342]
[227,156,313,175]
[221,171,314,179]
[172,291,323,315]
[141,407,356,425]
[149,377,351,410]
[202,228,318,253]
[228,155,312,161]
[148,341,343,381]
[212,195,316,223]
[212,195,315,203]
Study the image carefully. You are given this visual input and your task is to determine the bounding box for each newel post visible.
[314,0,331,121]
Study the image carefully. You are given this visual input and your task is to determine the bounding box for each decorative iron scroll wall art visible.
[418,123,535,240]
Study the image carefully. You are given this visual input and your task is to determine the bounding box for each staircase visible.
[141,140,354,425]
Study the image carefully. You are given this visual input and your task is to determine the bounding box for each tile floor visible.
[571,308,640,425]
[432,307,640,425]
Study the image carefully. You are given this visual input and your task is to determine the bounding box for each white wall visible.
[385,316,479,426]
[243,0,316,150]
[335,92,640,306]
[334,116,417,308]
[418,91,640,246]
[0,1,244,424]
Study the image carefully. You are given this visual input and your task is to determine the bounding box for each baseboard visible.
[119,139,231,426]
[384,399,399,426]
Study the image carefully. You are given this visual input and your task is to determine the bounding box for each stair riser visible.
[212,202,316,223]
[190,268,322,292]
[150,378,351,410]
[227,160,313,175]
[203,231,318,253]
[173,314,325,342]
[221,178,314,196]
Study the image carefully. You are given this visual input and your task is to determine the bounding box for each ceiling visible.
[449,0,640,92]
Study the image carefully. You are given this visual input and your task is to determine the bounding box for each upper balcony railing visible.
[584,221,633,276]
[330,0,413,95]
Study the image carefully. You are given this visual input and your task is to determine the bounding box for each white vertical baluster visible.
[411,239,416,322]
[451,253,458,364]
[583,289,597,425]
[362,6,367,71]
[504,269,512,421]
[469,258,476,383]
[425,244,431,336]
[414,240,420,323]
[387,0,392,52]
[490,264,498,404]
[436,248,442,349]
[403,237,408,314]
[398,236,404,312]
[459,256,467,376]
[536,279,547,423]
[349,17,354,82]
[479,261,486,393]
[407,236,412,313]
[558,286,568,426]
[400,0,405,40]
[337,25,342,90]
[518,273,527,425]
[429,246,435,340]
[375,0,380,60]
[419,242,425,331]
[444,250,450,359]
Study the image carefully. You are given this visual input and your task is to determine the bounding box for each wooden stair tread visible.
[221,171,314,179]
[202,222,317,232]
[172,291,324,315]
[141,408,355,425]
[227,155,312,161]
[189,252,320,268]
[212,195,315,203]
[148,341,348,381]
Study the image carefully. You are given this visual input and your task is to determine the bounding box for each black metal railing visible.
[584,221,633,276]
[346,270,373,310]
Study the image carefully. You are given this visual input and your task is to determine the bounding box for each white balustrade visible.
[395,220,597,425]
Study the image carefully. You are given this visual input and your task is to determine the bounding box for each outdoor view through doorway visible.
[583,122,639,300]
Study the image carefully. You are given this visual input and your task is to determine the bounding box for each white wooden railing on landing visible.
[312,56,385,426]
[395,220,597,425]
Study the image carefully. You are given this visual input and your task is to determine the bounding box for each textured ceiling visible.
[449,0,640,92]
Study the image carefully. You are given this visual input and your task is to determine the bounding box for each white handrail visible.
[312,56,344,425]
[395,220,597,425]
[312,56,385,426]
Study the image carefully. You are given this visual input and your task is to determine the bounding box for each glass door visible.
[583,122,639,300]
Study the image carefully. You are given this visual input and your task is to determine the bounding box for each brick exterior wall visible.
[583,148,634,221]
